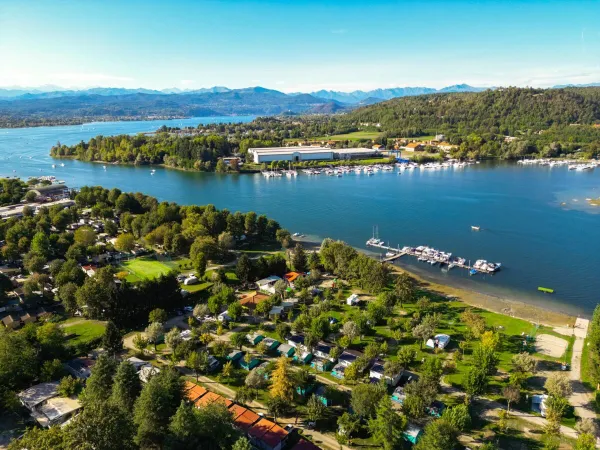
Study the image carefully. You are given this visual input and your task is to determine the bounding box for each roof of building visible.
[288,334,305,345]
[35,397,81,425]
[284,272,303,283]
[251,146,332,154]
[339,349,363,363]
[229,404,261,431]
[248,418,277,439]
[261,423,289,448]
[316,341,333,353]
[405,142,423,148]
[278,344,294,354]
[18,382,59,409]
[240,292,270,307]
[30,184,68,194]
[292,439,322,450]
[370,359,385,374]
[184,381,208,402]
[65,357,95,376]
[2,314,19,325]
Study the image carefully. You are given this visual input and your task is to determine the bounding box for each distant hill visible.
[340,86,600,135]
[0,87,340,126]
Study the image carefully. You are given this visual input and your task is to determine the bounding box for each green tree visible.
[232,437,252,450]
[30,232,51,258]
[57,375,83,397]
[165,327,182,352]
[368,396,407,450]
[228,301,243,322]
[132,333,148,354]
[502,384,520,412]
[74,226,97,247]
[145,322,164,350]
[397,346,416,368]
[337,412,360,442]
[442,404,471,431]
[306,393,327,424]
[193,252,207,278]
[115,233,136,253]
[102,320,123,356]
[292,243,308,272]
[186,351,209,381]
[574,433,597,450]
[544,372,572,398]
[149,308,168,324]
[83,354,117,403]
[230,332,248,350]
[7,426,69,450]
[111,361,142,413]
[394,272,414,307]
[463,367,488,401]
[414,419,459,450]
[235,254,252,286]
[350,383,386,418]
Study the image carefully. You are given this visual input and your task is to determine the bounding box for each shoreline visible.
[297,237,577,328]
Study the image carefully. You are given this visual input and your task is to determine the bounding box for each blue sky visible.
[1,0,599,92]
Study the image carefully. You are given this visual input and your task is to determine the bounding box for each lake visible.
[1,118,599,316]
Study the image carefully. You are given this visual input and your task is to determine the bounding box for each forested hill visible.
[341,87,600,136]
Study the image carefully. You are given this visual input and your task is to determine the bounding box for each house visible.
[81,264,97,277]
[287,334,305,349]
[268,305,284,317]
[256,276,282,294]
[31,397,82,428]
[207,355,221,372]
[64,357,96,380]
[218,310,233,322]
[27,184,70,201]
[184,381,208,403]
[261,337,280,351]
[240,357,261,370]
[403,423,423,444]
[246,332,265,345]
[294,351,313,364]
[532,394,549,417]
[240,292,270,312]
[426,400,446,417]
[281,299,298,311]
[436,141,455,152]
[2,313,20,329]
[370,359,403,386]
[247,418,289,450]
[314,342,336,361]
[139,365,160,383]
[222,157,241,166]
[227,350,244,362]
[284,272,303,286]
[346,293,359,306]
[20,312,37,325]
[426,334,451,350]
[403,142,424,152]
[228,404,260,432]
[338,349,364,368]
[18,382,59,411]
[195,391,233,408]
[277,344,295,358]
[391,386,406,404]
[331,363,346,379]
[126,356,148,371]
[311,356,334,372]
[314,385,333,406]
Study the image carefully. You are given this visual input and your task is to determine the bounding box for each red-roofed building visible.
[284,272,303,283]
[228,404,260,432]
[248,418,289,450]
[184,381,207,403]
[194,391,221,407]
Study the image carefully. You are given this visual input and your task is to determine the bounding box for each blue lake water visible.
[1,118,599,316]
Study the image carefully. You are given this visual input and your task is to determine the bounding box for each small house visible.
[314,385,333,406]
[346,293,359,306]
[31,397,82,428]
[64,357,96,380]
[338,349,364,368]
[229,404,261,433]
[20,312,37,325]
[184,275,198,285]
[287,334,305,349]
[314,341,336,362]
[179,329,192,341]
[240,357,261,371]
[391,386,406,404]
[426,400,446,418]
[240,292,269,312]
[227,350,244,362]
[277,343,295,358]
[402,423,423,444]
[184,381,208,403]
[139,365,160,383]
[294,351,313,364]
[331,363,346,379]
[126,357,148,372]
[246,332,265,345]
[248,418,289,450]
[532,394,548,417]
[370,359,403,386]
[208,355,221,372]
[218,310,232,322]
[426,334,451,350]
[268,305,284,317]
[81,264,97,277]
[256,276,282,294]
[261,337,280,351]
[311,356,334,372]
[2,313,20,329]
[403,142,424,152]
[291,439,321,450]
[284,272,303,286]
[18,382,59,411]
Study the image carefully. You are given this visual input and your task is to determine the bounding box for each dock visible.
[366,238,501,274]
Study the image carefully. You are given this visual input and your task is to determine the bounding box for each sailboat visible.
[471,226,481,231]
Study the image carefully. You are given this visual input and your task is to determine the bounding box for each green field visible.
[119,257,175,282]
[63,320,106,347]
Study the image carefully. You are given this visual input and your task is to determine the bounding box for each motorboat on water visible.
[471,226,480,231]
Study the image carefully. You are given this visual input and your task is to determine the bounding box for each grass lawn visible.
[183,281,213,293]
[119,257,175,282]
[63,320,106,347]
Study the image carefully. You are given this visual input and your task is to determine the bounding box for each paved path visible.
[567,318,596,420]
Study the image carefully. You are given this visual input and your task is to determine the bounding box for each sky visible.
[1,0,599,92]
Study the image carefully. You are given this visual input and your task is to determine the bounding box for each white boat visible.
[103,165,107,170]
[471,226,480,231]
[60,163,65,167]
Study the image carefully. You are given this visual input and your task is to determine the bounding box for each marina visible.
[366,237,502,275]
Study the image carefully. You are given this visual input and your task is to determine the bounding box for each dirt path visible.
[567,318,596,420]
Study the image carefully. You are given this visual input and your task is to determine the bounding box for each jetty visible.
[366,237,501,275]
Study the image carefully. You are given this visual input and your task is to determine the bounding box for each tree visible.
[545,395,569,436]
[133,368,183,448]
[397,346,416,368]
[245,368,266,391]
[275,323,291,342]
[292,243,308,272]
[473,344,499,376]
[145,322,164,350]
[344,362,360,383]
[574,433,597,450]
[68,400,136,450]
[266,395,289,421]
[414,419,459,450]
[41,359,66,382]
[30,232,51,258]
[193,303,209,319]
[337,412,360,442]
[350,383,386,418]
[270,356,293,402]
[228,301,243,322]
[193,252,207,278]
[463,367,488,401]
[212,340,230,357]
[544,372,573,398]
[394,272,414,307]
[502,384,520,412]
[230,332,248,350]
[235,386,257,405]
[74,226,97,246]
[232,437,252,450]
[306,394,327,424]
[413,322,434,349]
[111,361,142,413]
[165,327,182,353]
[342,320,359,343]
[133,333,148,354]
[149,308,168,324]
[7,425,69,450]
[442,404,471,432]
[115,233,135,253]
[368,396,407,450]
[57,375,83,397]
[235,254,252,286]
[276,229,292,248]
[274,279,288,300]
[255,299,272,318]
[221,361,234,379]
[576,418,598,437]
[512,352,537,374]
[416,296,431,312]
[83,354,117,403]
[58,282,79,315]
[186,351,209,381]
[102,320,123,356]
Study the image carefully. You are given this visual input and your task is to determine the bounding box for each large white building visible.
[249,146,380,164]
